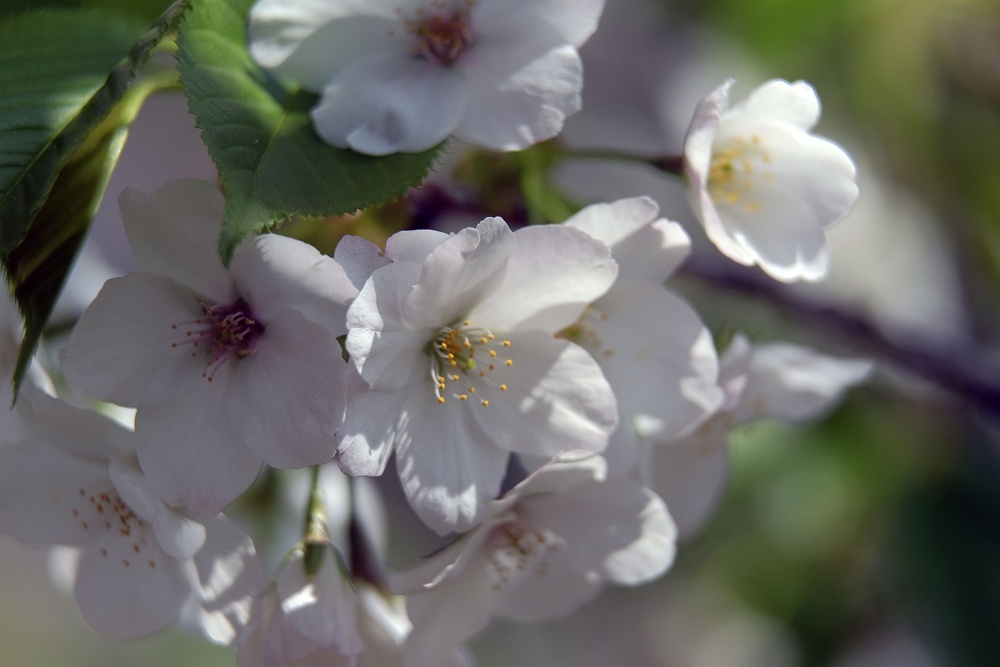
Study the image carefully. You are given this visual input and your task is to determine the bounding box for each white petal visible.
[394,385,510,534]
[404,217,516,329]
[474,0,605,47]
[563,197,691,282]
[249,0,399,89]
[384,229,449,264]
[649,432,730,540]
[730,79,821,130]
[335,235,392,291]
[231,311,344,469]
[731,343,873,425]
[232,234,357,337]
[581,283,723,441]
[185,514,263,645]
[136,379,262,515]
[521,477,676,585]
[61,273,211,407]
[74,540,191,640]
[108,457,206,560]
[404,560,495,667]
[0,438,109,547]
[337,371,413,477]
[458,43,582,150]
[472,333,618,457]
[313,53,468,154]
[119,180,235,304]
[346,262,428,390]
[470,225,617,333]
[278,548,362,655]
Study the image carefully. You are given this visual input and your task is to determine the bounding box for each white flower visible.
[248,0,605,154]
[647,334,874,538]
[561,197,724,473]
[337,218,619,534]
[0,390,263,642]
[61,179,356,515]
[393,452,675,666]
[683,79,859,282]
[238,545,362,666]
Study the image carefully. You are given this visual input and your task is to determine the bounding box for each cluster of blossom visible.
[0,0,877,665]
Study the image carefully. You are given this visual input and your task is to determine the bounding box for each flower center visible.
[403,2,475,66]
[558,306,614,360]
[486,521,562,592]
[170,297,265,381]
[707,134,774,214]
[428,319,512,406]
[70,483,159,571]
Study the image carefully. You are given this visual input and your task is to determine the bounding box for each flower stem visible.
[303,465,328,577]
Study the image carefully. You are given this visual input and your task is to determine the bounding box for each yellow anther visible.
[481,400,489,407]
[502,340,510,347]
[451,374,460,381]
[479,371,486,377]
[500,384,507,391]
[480,336,488,344]
[463,320,470,326]
[505,359,513,366]
[460,394,468,401]
[438,397,445,404]
[468,386,475,393]
[489,350,497,357]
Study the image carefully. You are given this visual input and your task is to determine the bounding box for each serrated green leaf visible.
[177,0,440,263]
[2,2,188,397]
[0,9,145,255]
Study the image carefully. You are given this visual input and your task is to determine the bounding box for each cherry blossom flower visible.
[0,390,263,642]
[337,218,619,534]
[561,197,724,473]
[647,334,874,538]
[61,179,356,515]
[683,79,859,282]
[248,0,605,154]
[238,544,362,666]
[394,452,675,666]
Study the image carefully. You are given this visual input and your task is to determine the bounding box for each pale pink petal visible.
[109,457,206,560]
[470,225,617,333]
[337,370,414,477]
[136,378,263,515]
[404,217,517,329]
[472,332,617,457]
[74,540,190,640]
[383,229,449,264]
[61,273,210,407]
[232,311,345,469]
[232,234,357,336]
[459,44,582,150]
[521,477,676,585]
[732,343,873,425]
[581,282,722,441]
[404,560,495,667]
[394,385,510,534]
[186,514,263,645]
[335,235,392,290]
[313,52,468,154]
[277,548,362,655]
[119,180,235,304]
[474,0,604,46]
[731,79,821,130]
[649,434,729,540]
[564,197,691,282]
[249,0,399,89]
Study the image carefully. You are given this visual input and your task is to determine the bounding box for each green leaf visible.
[0,9,145,255]
[177,0,440,262]
[2,2,188,396]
